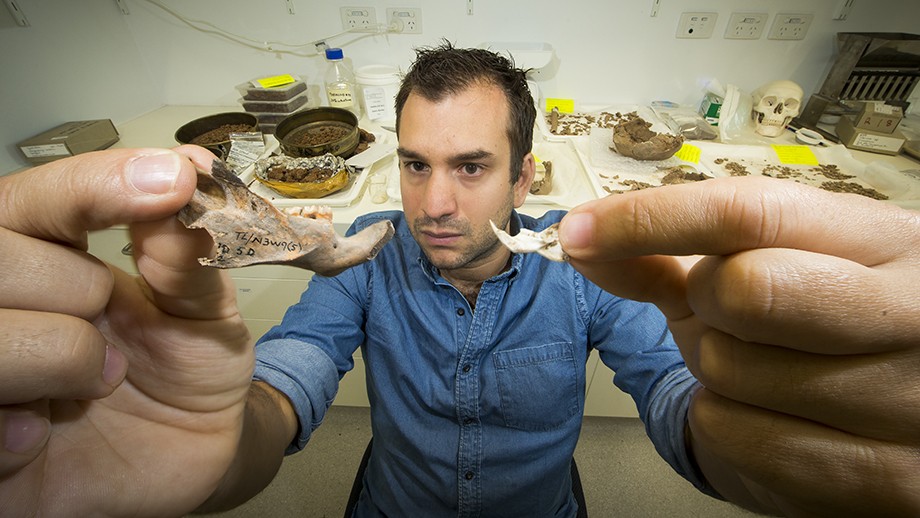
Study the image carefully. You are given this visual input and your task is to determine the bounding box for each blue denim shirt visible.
[254,210,710,517]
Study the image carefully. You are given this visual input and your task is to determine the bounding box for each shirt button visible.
[465,471,475,480]
[462,364,471,373]
[463,417,474,425]
[456,308,465,316]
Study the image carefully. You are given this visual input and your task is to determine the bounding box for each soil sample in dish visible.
[190,124,256,145]
[610,111,684,161]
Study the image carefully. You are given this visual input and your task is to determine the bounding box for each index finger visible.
[559,176,917,267]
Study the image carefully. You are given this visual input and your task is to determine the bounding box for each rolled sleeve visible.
[253,338,340,454]
[644,367,722,499]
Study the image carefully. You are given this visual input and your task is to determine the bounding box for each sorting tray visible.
[695,141,920,205]
[238,131,390,207]
[571,128,718,197]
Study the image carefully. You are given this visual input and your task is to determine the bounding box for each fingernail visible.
[128,152,181,194]
[560,212,595,250]
[102,345,128,388]
[4,413,50,454]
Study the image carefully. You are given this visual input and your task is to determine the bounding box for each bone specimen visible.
[178,159,394,276]
[490,220,567,262]
[530,160,553,195]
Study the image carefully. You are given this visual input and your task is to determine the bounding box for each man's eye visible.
[460,164,482,176]
[404,161,427,173]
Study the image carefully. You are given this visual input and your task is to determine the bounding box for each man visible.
[1,42,918,517]
[250,43,702,516]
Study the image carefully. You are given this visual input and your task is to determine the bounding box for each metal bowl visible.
[175,112,259,157]
[275,107,359,158]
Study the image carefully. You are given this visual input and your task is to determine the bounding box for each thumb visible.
[0,147,201,249]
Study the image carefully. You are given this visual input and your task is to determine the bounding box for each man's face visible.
[397,83,533,276]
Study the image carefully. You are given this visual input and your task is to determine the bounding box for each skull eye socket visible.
[762,96,777,107]
[784,99,800,110]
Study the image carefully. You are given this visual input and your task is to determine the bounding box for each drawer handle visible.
[121,243,133,256]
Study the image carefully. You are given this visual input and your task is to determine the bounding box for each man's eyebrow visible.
[396,147,495,162]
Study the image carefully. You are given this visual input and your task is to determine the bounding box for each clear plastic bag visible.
[650,100,718,140]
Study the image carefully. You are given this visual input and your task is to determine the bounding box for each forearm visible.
[195,381,298,513]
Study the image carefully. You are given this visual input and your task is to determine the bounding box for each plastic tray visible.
[695,141,920,205]
[238,131,390,207]
[570,128,718,197]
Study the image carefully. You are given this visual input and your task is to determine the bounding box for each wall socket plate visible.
[724,12,767,40]
[387,7,422,34]
[340,6,377,33]
[768,12,813,41]
[676,12,717,39]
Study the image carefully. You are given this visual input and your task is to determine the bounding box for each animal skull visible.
[751,80,803,137]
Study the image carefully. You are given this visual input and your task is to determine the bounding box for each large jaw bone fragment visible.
[178,159,394,276]
[490,220,567,262]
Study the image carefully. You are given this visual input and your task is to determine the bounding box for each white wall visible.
[2,0,919,174]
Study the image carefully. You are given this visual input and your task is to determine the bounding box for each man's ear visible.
[512,153,535,208]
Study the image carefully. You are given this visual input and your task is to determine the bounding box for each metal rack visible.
[794,32,920,140]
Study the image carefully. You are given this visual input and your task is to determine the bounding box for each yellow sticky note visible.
[255,74,296,89]
[772,145,818,166]
[674,143,701,163]
[545,98,575,114]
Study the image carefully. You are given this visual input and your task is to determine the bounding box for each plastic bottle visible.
[324,48,361,118]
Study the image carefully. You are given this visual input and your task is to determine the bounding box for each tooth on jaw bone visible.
[177,159,394,276]
[490,220,568,262]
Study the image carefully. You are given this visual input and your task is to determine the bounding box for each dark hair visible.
[394,40,535,184]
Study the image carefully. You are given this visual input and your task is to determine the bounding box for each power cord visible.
[139,0,396,57]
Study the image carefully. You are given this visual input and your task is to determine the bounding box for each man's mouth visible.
[420,228,463,246]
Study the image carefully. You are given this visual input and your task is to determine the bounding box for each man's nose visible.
[421,170,458,220]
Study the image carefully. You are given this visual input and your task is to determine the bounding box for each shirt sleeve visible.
[580,275,720,497]
[254,338,340,454]
[252,221,375,454]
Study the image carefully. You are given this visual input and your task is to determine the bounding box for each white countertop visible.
[111,105,920,222]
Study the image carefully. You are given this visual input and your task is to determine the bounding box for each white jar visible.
[356,65,400,127]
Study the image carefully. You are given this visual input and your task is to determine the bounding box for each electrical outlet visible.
[676,12,717,39]
[768,13,813,41]
[387,7,422,34]
[340,6,377,33]
[724,12,767,40]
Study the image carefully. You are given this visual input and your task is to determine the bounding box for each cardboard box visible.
[18,120,120,165]
[854,101,903,134]
[836,115,905,155]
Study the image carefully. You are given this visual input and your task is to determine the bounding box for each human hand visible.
[559,176,920,516]
[0,147,254,516]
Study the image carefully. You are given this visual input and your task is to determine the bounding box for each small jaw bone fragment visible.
[178,159,394,276]
[490,220,568,262]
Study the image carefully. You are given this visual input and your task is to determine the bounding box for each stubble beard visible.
[412,206,513,272]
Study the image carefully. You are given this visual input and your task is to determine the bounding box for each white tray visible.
[239,131,392,208]
[571,128,718,197]
[694,141,920,204]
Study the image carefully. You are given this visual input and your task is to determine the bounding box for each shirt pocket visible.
[492,342,579,431]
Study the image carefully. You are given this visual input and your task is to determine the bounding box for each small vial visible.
[369,174,389,203]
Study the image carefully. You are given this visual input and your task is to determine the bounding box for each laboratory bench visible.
[85,105,920,417]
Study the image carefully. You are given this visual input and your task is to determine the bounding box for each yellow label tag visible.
[674,143,700,163]
[545,98,575,114]
[772,145,818,166]
[255,74,296,89]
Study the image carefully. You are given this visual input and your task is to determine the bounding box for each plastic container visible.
[324,48,361,118]
[356,65,400,126]
[236,76,307,101]
[240,91,309,113]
